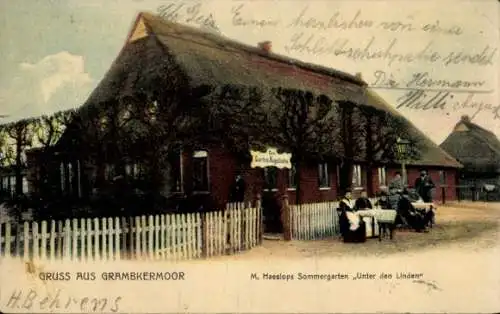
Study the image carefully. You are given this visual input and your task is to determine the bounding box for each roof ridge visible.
[138,11,366,87]
[465,120,498,137]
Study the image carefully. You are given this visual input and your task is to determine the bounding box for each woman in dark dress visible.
[354,190,373,210]
[338,192,366,243]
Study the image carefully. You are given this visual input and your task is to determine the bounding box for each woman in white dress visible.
[338,191,366,243]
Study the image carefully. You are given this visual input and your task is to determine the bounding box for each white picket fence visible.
[288,198,379,240]
[289,202,340,240]
[0,203,262,261]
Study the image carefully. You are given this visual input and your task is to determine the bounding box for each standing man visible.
[414,170,435,202]
[229,173,246,203]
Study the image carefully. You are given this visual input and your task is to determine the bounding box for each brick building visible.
[22,12,462,229]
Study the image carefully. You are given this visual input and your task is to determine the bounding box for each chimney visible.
[461,115,471,123]
[258,41,272,53]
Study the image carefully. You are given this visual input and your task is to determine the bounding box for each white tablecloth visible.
[355,209,398,238]
[356,209,398,223]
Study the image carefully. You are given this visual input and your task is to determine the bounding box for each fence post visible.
[64,219,71,261]
[5,223,11,258]
[255,194,263,244]
[441,186,446,205]
[201,212,207,258]
[281,194,292,241]
[23,222,30,261]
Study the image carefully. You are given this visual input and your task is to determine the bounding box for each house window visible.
[100,116,109,132]
[288,165,297,190]
[318,162,330,189]
[77,160,82,198]
[169,151,183,193]
[439,170,447,185]
[9,176,15,196]
[263,166,278,191]
[22,176,29,194]
[147,101,159,122]
[352,164,363,187]
[192,150,209,192]
[104,164,115,181]
[60,162,65,192]
[378,167,387,187]
[119,104,133,123]
[68,163,73,194]
[125,163,142,179]
[0,176,5,192]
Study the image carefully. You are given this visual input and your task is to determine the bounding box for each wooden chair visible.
[376,210,398,241]
[378,221,395,241]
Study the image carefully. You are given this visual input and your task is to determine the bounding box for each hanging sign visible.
[250,147,292,169]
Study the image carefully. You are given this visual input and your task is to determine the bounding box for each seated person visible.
[407,188,423,202]
[388,192,401,212]
[403,188,435,227]
[338,191,366,243]
[338,191,356,213]
[375,191,392,209]
[397,189,427,232]
[354,190,373,210]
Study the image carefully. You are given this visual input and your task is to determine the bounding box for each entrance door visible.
[262,167,282,233]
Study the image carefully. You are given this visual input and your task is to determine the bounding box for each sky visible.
[0,0,498,145]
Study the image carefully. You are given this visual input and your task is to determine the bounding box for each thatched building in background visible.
[440,115,500,200]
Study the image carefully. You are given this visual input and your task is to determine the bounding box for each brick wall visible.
[195,146,459,208]
[286,164,338,205]
[200,147,338,208]
[389,166,458,203]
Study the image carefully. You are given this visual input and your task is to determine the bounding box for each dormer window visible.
[147,101,159,122]
[100,116,109,131]
[119,104,133,123]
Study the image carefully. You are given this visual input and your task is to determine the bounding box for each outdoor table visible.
[411,202,435,211]
[356,209,398,241]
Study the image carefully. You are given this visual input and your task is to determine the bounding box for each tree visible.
[6,119,35,197]
[270,88,341,204]
[371,112,422,162]
[31,109,75,202]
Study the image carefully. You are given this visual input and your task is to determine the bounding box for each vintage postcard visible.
[0,0,499,313]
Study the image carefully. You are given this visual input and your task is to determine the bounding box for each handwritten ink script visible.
[366,70,499,119]
[2,288,122,313]
[281,6,496,67]
[371,71,488,91]
[396,91,500,119]
[155,2,496,67]
[154,1,498,119]
[157,2,220,32]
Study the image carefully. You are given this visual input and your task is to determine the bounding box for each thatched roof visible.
[364,87,462,168]
[82,12,368,109]
[440,115,500,173]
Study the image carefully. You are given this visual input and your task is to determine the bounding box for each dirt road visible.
[215,202,500,261]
